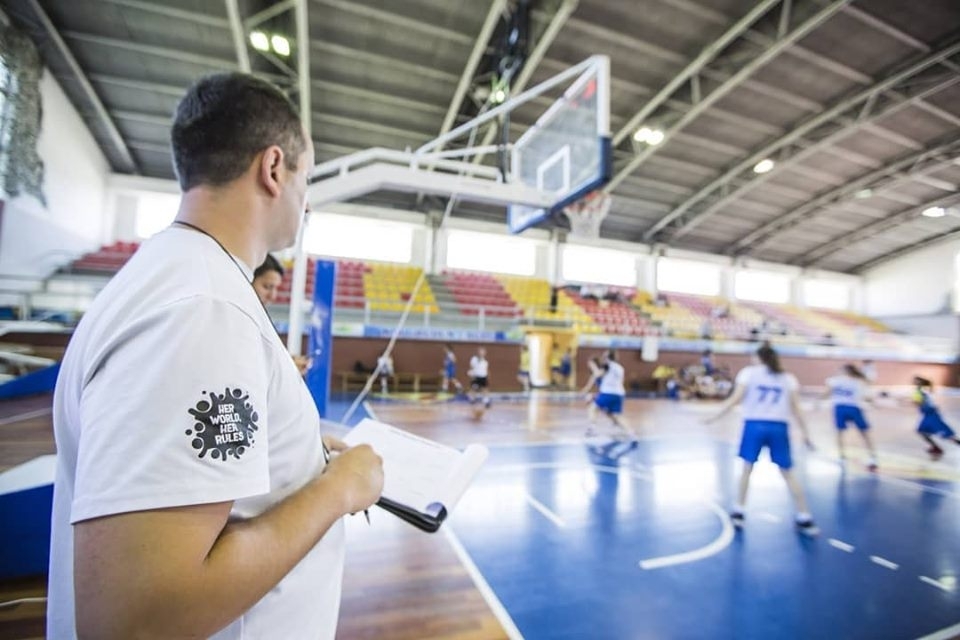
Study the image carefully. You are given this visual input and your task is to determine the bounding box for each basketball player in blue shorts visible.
[912,376,960,460]
[825,364,878,470]
[706,344,818,536]
[586,350,634,440]
[441,343,463,394]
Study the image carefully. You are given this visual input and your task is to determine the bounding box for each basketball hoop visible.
[564,191,611,239]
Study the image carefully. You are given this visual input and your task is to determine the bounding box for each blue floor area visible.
[449,440,960,640]
[325,392,373,426]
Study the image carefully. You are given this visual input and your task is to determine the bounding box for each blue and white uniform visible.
[595,361,625,415]
[560,352,572,377]
[735,365,799,469]
[443,351,456,379]
[915,389,956,437]
[826,375,869,431]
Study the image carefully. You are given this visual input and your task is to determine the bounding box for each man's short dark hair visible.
[254,254,284,280]
[171,73,306,190]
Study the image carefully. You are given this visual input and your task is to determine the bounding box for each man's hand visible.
[322,444,383,515]
[292,355,310,376]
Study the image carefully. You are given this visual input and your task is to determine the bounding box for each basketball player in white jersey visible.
[825,364,877,470]
[587,350,633,440]
[706,344,818,535]
[468,347,491,418]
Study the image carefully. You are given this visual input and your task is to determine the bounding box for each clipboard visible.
[342,418,488,533]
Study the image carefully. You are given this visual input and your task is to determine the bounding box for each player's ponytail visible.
[844,364,865,379]
[757,344,783,374]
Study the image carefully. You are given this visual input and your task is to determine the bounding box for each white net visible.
[564,192,611,238]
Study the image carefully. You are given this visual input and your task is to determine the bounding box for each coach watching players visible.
[47,73,383,638]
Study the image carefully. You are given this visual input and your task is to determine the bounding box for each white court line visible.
[828,539,855,553]
[756,512,782,523]
[639,501,734,570]
[869,556,899,570]
[361,401,379,421]
[0,407,52,426]
[918,620,960,640]
[524,494,566,528]
[872,473,960,501]
[810,450,960,500]
[442,527,524,640]
[920,576,956,593]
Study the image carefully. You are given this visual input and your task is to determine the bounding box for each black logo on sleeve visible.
[186,388,260,461]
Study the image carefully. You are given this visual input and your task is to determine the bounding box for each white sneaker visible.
[795,518,820,537]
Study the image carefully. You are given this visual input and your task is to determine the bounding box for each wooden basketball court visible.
[4,390,959,639]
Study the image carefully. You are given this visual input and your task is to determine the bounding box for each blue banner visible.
[305,260,336,418]
[0,363,60,400]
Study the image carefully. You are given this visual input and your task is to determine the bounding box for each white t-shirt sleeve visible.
[735,367,753,387]
[71,296,272,523]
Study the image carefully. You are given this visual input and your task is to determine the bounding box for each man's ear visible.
[259,145,285,198]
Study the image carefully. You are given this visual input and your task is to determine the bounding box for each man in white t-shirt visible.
[48,73,384,639]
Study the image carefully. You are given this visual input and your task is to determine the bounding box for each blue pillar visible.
[305,260,336,418]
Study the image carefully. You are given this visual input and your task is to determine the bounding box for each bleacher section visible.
[565,287,650,336]
[497,276,601,333]
[276,260,439,314]
[59,244,897,348]
[441,271,519,318]
[365,264,438,314]
[68,241,139,274]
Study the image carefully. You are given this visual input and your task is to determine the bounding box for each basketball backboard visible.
[507,56,611,234]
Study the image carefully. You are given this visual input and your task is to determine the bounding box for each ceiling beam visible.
[89,73,186,96]
[560,15,684,64]
[310,41,459,83]
[29,1,138,174]
[436,0,507,142]
[853,226,960,273]
[311,0,474,45]
[312,113,432,142]
[311,79,444,115]
[111,110,170,126]
[843,4,960,74]
[245,0,295,29]
[224,0,250,72]
[861,123,922,150]
[644,38,960,242]
[468,0,579,168]
[97,0,228,29]
[126,140,169,154]
[63,30,238,69]
[816,145,880,168]
[797,192,960,267]
[611,0,782,146]
[295,0,310,136]
[727,137,960,254]
[603,0,851,195]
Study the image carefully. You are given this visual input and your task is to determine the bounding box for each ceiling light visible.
[633,126,664,145]
[753,158,775,174]
[250,31,269,52]
[854,188,873,199]
[921,206,946,218]
[271,34,291,57]
[492,88,507,104]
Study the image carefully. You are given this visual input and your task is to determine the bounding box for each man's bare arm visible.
[75,444,383,639]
